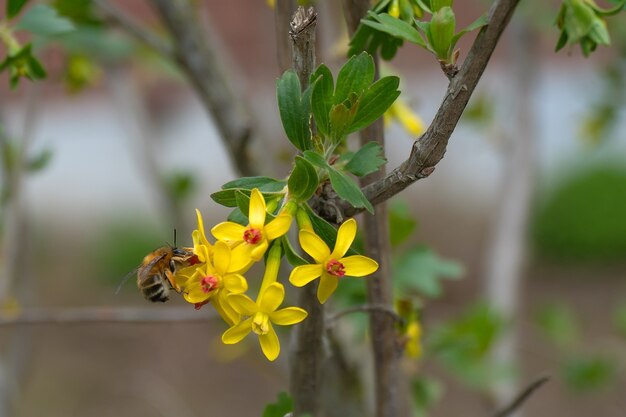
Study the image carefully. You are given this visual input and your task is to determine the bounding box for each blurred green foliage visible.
[428,303,510,389]
[533,166,626,260]
[411,376,443,416]
[261,392,293,417]
[535,303,580,349]
[562,355,616,392]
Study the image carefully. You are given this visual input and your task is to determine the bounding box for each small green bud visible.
[429,6,456,61]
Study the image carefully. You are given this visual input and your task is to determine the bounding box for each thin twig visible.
[93,0,175,60]
[0,307,215,325]
[490,375,550,417]
[329,0,523,221]
[286,8,323,417]
[326,304,402,328]
[149,0,257,176]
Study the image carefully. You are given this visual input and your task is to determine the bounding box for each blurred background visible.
[1,0,625,416]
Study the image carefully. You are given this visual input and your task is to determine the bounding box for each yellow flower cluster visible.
[172,188,379,361]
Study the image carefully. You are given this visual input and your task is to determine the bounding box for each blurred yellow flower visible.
[405,319,422,359]
[385,98,425,137]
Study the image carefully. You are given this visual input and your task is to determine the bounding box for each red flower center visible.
[188,254,200,266]
[243,227,262,245]
[326,259,346,277]
[200,275,219,293]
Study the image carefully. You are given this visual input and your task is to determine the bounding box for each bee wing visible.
[115,267,139,295]
[116,252,168,295]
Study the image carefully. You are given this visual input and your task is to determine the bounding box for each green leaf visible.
[329,102,356,143]
[304,205,339,249]
[262,392,293,417]
[16,4,75,37]
[393,246,463,297]
[388,199,417,247]
[363,12,427,48]
[535,304,579,348]
[0,44,47,88]
[227,207,248,225]
[348,21,403,61]
[7,0,29,19]
[344,141,387,177]
[334,52,374,105]
[281,236,308,266]
[235,190,251,218]
[302,150,330,170]
[210,190,240,207]
[327,168,374,213]
[222,176,286,192]
[310,64,334,136]
[347,75,400,133]
[277,69,312,151]
[451,14,488,48]
[288,156,319,202]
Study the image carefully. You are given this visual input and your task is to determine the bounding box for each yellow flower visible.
[405,319,422,359]
[191,208,213,263]
[385,98,425,137]
[178,241,249,325]
[222,282,307,361]
[212,188,292,262]
[289,218,379,304]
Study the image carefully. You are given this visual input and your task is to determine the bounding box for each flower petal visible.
[289,264,323,287]
[317,273,338,304]
[258,324,280,361]
[250,238,269,261]
[228,293,258,316]
[222,317,253,344]
[183,282,211,304]
[299,230,330,264]
[270,307,308,325]
[222,273,248,293]
[213,291,241,325]
[341,255,379,277]
[259,282,284,313]
[195,208,210,246]
[248,189,266,228]
[213,241,231,274]
[264,214,292,240]
[331,218,357,259]
[228,244,254,273]
[212,222,246,242]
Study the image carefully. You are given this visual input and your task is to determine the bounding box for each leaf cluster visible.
[556,0,625,57]
[353,0,487,65]
[276,52,399,214]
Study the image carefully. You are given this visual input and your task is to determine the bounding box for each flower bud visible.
[429,6,456,62]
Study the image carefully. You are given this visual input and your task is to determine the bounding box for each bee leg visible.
[164,269,181,293]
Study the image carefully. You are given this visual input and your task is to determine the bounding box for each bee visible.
[137,246,197,302]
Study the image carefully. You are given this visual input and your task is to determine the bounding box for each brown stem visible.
[149,0,257,176]
[331,0,523,221]
[342,2,399,416]
[285,7,324,417]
